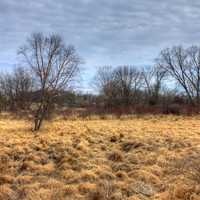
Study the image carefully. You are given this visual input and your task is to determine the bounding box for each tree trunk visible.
[34,103,47,131]
[33,97,52,131]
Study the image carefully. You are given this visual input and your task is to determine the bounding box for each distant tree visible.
[187,46,200,105]
[0,73,15,110]
[94,66,118,107]
[95,66,114,94]
[18,33,81,131]
[0,67,33,111]
[95,65,143,107]
[142,65,166,105]
[13,67,33,109]
[157,46,200,106]
[113,65,143,105]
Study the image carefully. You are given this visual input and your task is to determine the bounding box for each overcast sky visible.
[1,0,200,92]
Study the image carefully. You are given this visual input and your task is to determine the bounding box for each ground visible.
[0,114,200,200]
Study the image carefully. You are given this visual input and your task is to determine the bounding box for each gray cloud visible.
[0,0,200,91]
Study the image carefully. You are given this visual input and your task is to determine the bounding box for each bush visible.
[162,104,181,115]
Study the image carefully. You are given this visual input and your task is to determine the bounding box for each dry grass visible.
[0,113,200,199]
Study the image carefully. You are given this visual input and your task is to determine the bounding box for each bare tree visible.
[0,73,15,110]
[142,65,166,105]
[113,65,143,105]
[187,46,200,105]
[157,46,200,106]
[18,33,81,131]
[94,66,118,107]
[13,67,33,109]
[94,66,114,94]
[0,67,33,111]
[95,65,143,107]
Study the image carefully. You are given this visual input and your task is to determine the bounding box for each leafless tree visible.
[94,66,114,94]
[18,33,81,131]
[187,46,200,105]
[13,67,33,109]
[0,67,33,111]
[0,73,15,110]
[142,65,166,105]
[113,65,143,105]
[157,46,200,106]
[94,66,118,106]
[95,65,143,107]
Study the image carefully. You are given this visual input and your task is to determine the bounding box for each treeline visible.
[91,68,186,115]
[93,46,200,114]
[1,33,200,130]
[80,46,199,115]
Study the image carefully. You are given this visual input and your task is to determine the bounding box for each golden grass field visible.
[0,114,200,200]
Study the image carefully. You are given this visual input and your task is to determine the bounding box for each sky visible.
[1,0,200,92]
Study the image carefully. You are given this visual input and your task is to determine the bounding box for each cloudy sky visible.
[0,0,200,92]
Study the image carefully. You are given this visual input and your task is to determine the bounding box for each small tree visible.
[94,66,118,107]
[142,65,166,105]
[94,65,143,107]
[18,33,81,131]
[13,67,33,109]
[113,65,143,106]
[0,67,33,111]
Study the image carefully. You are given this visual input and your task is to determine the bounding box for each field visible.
[0,114,200,200]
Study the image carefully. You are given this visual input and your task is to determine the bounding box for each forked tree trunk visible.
[34,102,49,131]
